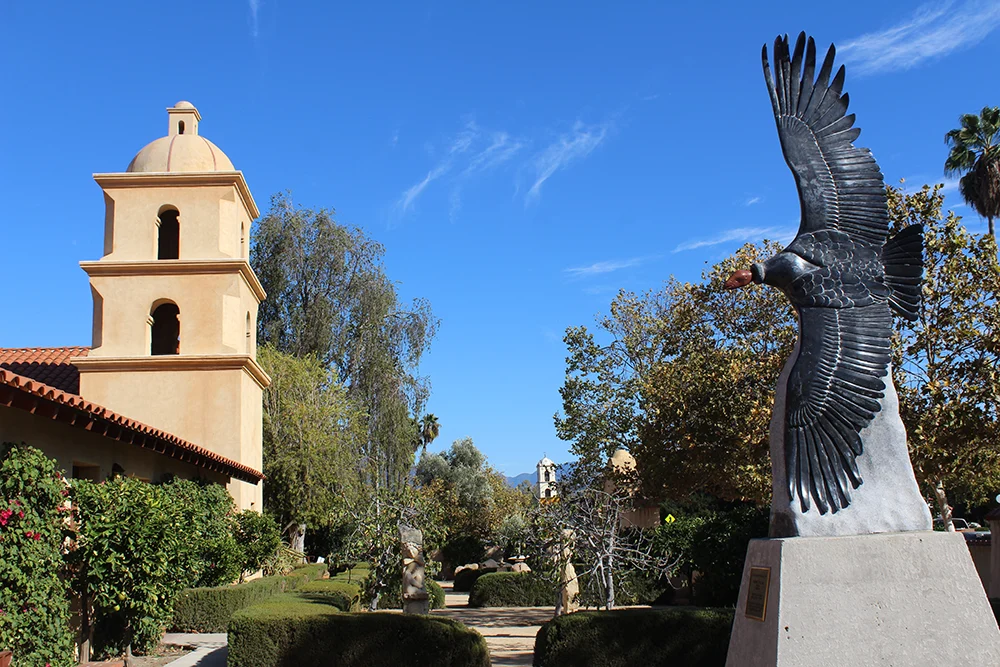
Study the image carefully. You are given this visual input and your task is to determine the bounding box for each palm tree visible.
[419,413,440,456]
[945,106,1000,238]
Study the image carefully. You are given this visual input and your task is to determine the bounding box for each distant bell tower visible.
[73,101,270,509]
[537,456,557,499]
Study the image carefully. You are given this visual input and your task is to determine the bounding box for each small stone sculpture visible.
[725,33,931,537]
[400,525,429,614]
[554,529,579,615]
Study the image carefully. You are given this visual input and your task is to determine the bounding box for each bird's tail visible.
[881,224,923,321]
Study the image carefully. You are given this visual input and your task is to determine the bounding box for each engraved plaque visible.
[745,567,771,621]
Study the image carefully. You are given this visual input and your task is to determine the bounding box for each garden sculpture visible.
[724,33,931,537]
[400,525,429,614]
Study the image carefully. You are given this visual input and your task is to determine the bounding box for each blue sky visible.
[1,1,997,476]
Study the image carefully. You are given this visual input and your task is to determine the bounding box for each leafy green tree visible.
[72,477,192,664]
[259,344,364,554]
[556,241,795,505]
[252,192,439,492]
[234,510,281,582]
[887,183,1000,529]
[945,106,1000,238]
[161,479,242,588]
[0,443,75,667]
[419,413,441,456]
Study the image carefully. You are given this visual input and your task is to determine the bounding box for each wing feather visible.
[785,305,891,514]
[763,33,889,247]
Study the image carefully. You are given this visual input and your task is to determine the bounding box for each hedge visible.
[297,580,362,612]
[427,578,446,609]
[453,567,495,593]
[533,607,734,667]
[375,575,447,610]
[171,563,328,631]
[228,598,490,667]
[469,572,553,608]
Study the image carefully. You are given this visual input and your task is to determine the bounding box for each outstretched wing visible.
[763,33,889,247]
[785,304,892,514]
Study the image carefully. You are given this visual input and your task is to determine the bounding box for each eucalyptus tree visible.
[945,106,1000,238]
[252,192,439,491]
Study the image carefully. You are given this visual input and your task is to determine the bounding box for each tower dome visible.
[125,101,235,173]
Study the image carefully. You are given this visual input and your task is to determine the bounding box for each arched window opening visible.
[544,470,551,482]
[151,302,180,355]
[545,488,552,498]
[245,312,252,353]
[178,121,185,135]
[157,209,180,260]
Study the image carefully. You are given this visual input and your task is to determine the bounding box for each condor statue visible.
[725,33,931,537]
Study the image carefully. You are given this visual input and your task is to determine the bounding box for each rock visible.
[512,562,531,573]
[481,558,500,569]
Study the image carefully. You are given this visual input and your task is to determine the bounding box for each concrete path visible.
[161,633,227,667]
[432,582,551,667]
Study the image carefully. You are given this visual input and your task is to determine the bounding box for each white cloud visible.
[398,163,450,213]
[527,121,610,204]
[673,226,796,253]
[564,257,644,279]
[248,0,260,38]
[465,133,524,175]
[839,1,1000,76]
[744,196,762,206]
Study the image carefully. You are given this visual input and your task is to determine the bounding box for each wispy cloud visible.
[396,121,525,218]
[564,257,645,279]
[248,0,260,38]
[839,1,1000,76]
[527,120,610,204]
[674,226,795,253]
[744,196,762,207]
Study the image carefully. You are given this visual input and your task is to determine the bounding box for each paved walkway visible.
[432,583,550,667]
[161,633,227,667]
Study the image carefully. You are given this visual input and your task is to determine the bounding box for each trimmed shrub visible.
[0,443,75,667]
[171,563,327,632]
[469,572,553,608]
[453,567,494,593]
[235,510,281,580]
[228,598,490,667]
[427,578,446,609]
[533,607,733,667]
[297,580,361,612]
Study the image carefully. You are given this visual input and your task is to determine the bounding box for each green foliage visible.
[170,564,327,632]
[944,106,1000,236]
[235,510,281,580]
[296,580,361,612]
[0,443,75,667]
[427,578,446,609]
[533,607,733,667]
[556,241,794,504]
[228,598,490,667]
[468,572,553,608]
[453,567,492,593]
[887,183,1000,518]
[161,479,242,588]
[654,498,768,606]
[374,575,445,610]
[259,344,365,540]
[72,476,193,657]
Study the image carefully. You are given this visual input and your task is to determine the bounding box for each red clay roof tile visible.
[0,347,89,394]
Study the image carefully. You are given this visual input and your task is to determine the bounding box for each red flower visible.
[25,530,41,541]
[0,509,11,526]
[17,510,23,519]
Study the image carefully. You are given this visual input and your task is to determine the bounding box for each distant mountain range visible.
[505,471,534,488]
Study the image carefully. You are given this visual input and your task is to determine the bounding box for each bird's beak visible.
[724,269,753,290]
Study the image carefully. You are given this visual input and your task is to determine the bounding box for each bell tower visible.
[74,101,269,509]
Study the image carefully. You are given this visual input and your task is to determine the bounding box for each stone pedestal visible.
[726,531,1000,667]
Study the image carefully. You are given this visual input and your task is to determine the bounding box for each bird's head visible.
[724,262,767,290]
[725,253,810,291]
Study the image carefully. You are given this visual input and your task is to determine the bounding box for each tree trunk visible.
[934,480,955,532]
[604,556,615,611]
[291,522,307,560]
[79,581,92,663]
[989,216,995,240]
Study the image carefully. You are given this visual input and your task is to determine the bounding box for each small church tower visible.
[73,102,269,509]
[537,456,557,499]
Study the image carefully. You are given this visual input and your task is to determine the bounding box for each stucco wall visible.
[0,405,229,486]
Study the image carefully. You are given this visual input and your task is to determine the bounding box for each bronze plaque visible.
[744,567,771,621]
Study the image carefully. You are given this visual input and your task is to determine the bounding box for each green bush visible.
[235,510,281,580]
[161,479,243,588]
[0,443,75,667]
[228,598,490,667]
[453,566,494,593]
[469,572,553,608]
[297,580,361,612]
[533,607,734,667]
[427,578,446,609]
[171,563,327,632]
[374,572,445,610]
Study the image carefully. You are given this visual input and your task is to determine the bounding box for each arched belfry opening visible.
[151,302,180,355]
[157,208,180,260]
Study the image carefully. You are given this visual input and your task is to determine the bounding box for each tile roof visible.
[0,347,89,394]
[0,363,263,484]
